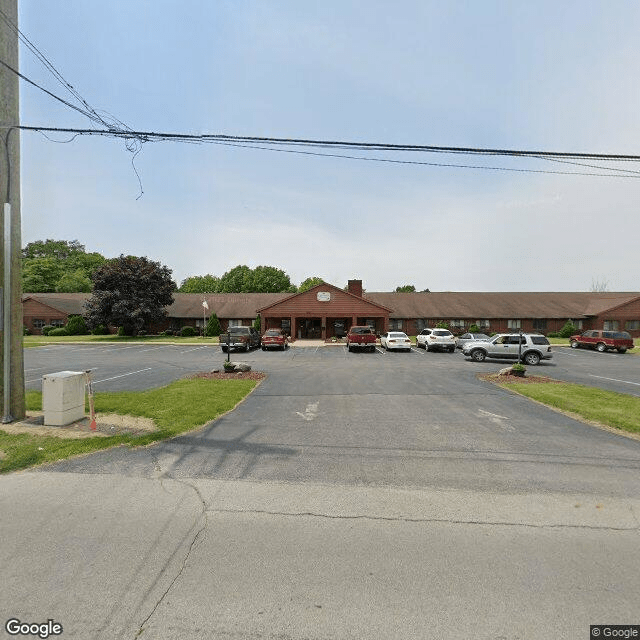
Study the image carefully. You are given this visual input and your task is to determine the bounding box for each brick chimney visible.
[347,279,363,297]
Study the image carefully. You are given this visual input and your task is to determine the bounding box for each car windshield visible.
[473,334,490,340]
[228,327,250,334]
[389,332,407,338]
[351,327,372,334]
[433,330,452,337]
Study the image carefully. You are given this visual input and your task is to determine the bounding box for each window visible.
[389,319,403,331]
[33,319,45,329]
[228,319,242,327]
[475,320,490,329]
[532,319,547,332]
[50,319,65,327]
[507,319,521,329]
[415,319,427,332]
[603,320,619,331]
[625,320,640,331]
[449,319,465,329]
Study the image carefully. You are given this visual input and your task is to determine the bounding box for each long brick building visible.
[22,279,640,338]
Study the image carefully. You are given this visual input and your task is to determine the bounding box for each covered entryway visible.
[257,280,391,341]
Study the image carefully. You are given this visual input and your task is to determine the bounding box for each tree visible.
[22,239,85,260]
[217,265,296,293]
[179,274,221,293]
[298,276,324,292]
[395,285,416,292]
[590,278,610,292]
[85,255,175,336]
[559,320,577,338]
[21,239,106,292]
[22,258,62,292]
[204,312,221,337]
[56,269,92,293]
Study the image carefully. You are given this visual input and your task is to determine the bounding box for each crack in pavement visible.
[204,506,640,532]
[134,476,208,639]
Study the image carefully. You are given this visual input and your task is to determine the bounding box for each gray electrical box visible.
[43,371,86,426]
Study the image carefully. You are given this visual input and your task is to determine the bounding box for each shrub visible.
[23,327,31,336]
[162,330,174,336]
[253,315,261,333]
[48,327,69,336]
[205,313,221,337]
[547,332,560,338]
[559,321,577,339]
[436,321,449,329]
[41,325,55,336]
[117,326,126,337]
[65,315,88,335]
[91,324,109,335]
[468,324,480,333]
[181,326,196,337]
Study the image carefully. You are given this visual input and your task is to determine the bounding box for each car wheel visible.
[470,349,486,362]
[570,340,579,349]
[523,351,540,366]
[348,345,353,352]
[617,348,627,353]
[448,347,455,353]
[245,342,250,352]
[262,346,266,351]
[221,346,228,353]
[596,342,606,353]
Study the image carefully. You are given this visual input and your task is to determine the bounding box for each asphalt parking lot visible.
[28,342,640,498]
[25,341,640,396]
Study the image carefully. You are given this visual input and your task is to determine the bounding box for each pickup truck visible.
[346,326,377,353]
[220,326,261,352]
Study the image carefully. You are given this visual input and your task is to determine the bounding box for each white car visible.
[416,328,456,352]
[380,331,412,351]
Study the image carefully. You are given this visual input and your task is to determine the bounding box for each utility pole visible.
[0,0,25,421]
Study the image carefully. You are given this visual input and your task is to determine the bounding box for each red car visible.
[261,329,289,351]
[569,330,634,353]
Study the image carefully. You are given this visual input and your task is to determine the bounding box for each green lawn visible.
[0,377,258,474]
[496,380,640,435]
[23,334,220,348]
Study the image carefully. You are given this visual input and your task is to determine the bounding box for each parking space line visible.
[180,346,211,353]
[137,346,174,353]
[94,368,153,384]
[589,374,640,387]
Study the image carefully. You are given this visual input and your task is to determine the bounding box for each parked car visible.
[569,330,634,354]
[261,328,288,351]
[416,328,456,352]
[220,326,261,352]
[456,333,490,349]
[380,331,412,351]
[463,333,553,365]
[346,325,377,352]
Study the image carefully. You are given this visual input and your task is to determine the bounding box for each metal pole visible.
[2,202,12,422]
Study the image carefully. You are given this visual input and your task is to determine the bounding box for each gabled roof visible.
[22,293,90,315]
[257,281,393,314]
[169,293,289,318]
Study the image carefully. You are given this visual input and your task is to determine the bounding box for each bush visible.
[23,327,31,336]
[117,326,126,337]
[41,325,55,336]
[180,326,196,337]
[205,313,221,337]
[48,327,69,336]
[253,315,261,333]
[65,315,88,335]
[559,321,577,339]
[162,330,174,336]
[91,324,109,335]
[547,332,560,338]
[468,324,480,333]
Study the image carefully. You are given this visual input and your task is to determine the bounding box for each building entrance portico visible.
[257,280,392,342]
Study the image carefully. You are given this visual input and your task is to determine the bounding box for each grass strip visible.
[23,335,220,348]
[496,380,640,435]
[0,378,258,474]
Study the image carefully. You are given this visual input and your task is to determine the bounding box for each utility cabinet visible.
[43,371,86,426]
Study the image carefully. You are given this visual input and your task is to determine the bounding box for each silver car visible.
[456,332,490,350]
[462,333,553,365]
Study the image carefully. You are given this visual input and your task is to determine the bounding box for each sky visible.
[13,1,640,292]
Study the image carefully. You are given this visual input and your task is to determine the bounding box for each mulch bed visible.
[479,373,565,385]
[188,371,267,381]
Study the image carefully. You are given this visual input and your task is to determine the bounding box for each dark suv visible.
[569,330,634,354]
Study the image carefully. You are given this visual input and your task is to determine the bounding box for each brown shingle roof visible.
[365,292,640,319]
[23,291,640,320]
